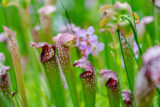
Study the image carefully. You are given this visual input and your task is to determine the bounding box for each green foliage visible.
[0,0,160,106]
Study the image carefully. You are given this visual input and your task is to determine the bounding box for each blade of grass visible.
[0,92,12,107]
[60,0,73,33]
[112,0,115,5]
[3,26,28,107]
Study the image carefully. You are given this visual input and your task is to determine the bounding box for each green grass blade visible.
[3,26,28,107]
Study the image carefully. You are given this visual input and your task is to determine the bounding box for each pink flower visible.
[121,90,132,104]
[0,53,5,63]
[0,32,8,43]
[136,16,153,36]
[153,0,160,8]
[73,58,95,78]
[142,46,160,65]
[38,5,56,16]
[100,69,118,88]
[30,42,55,62]
[133,42,142,58]
[75,26,105,59]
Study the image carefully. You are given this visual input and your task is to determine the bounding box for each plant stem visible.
[100,69,120,107]
[121,16,142,56]
[112,0,115,5]
[43,56,67,107]
[154,7,160,44]
[54,34,80,107]
[121,33,140,68]
[74,59,96,107]
[3,26,28,107]
[81,73,96,107]
[117,30,134,99]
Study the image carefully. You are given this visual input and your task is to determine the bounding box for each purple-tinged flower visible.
[73,59,96,107]
[136,16,153,36]
[0,53,12,105]
[121,90,133,106]
[142,46,160,65]
[0,53,5,63]
[75,26,105,59]
[135,46,160,107]
[87,26,95,35]
[100,69,120,107]
[100,69,118,89]
[157,82,160,88]
[0,32,8,43]
[30,42,55,62]
[38,5,56,16]
[91,42,105,56]
[73,58,95,76]
[153,0,160,8]
[133,42,142,58]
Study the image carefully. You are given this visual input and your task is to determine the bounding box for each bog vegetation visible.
[0,0,160,107]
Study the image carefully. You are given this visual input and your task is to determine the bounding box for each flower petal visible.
[0,53,5,63]
[0,32,8,43]
[73,59,95,78]
[100,69,118,88]
[38,5,56,16]
[30,42,55,62]
[142,46,160,65]
[121,90,132,104]
[114,2,132,15]
[76,29,86,37]
[87,26,94,35]
[53,33,76,47]
[98,43,105,51]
